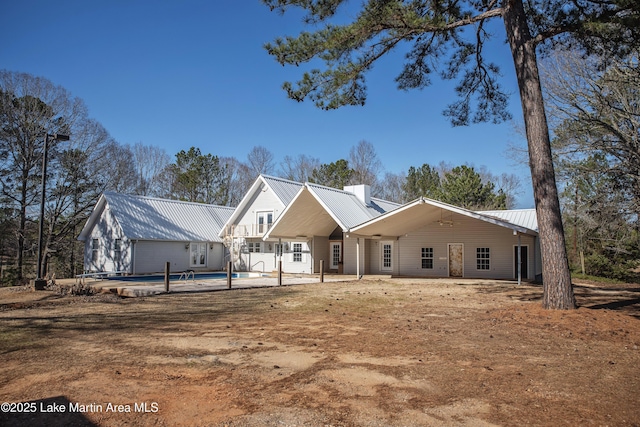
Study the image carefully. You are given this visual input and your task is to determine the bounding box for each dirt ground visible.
[0,277,639,427]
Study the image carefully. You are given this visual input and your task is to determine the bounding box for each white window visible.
[114,239,122,259]
[190,242,207,267]
[477,247,490,270]
[421,247,434,269]
[248,242,262,253]
[256,211,273,234]
[91,239,99,262]
[292,243,303,262]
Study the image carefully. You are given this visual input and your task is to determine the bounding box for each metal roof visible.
[306,184,398,229]
[262,175,304,206]
[476,209,538,232]
[351,198,539,237]
[78,192,234,242]
[264,183,401,239]
[218,175,304,237]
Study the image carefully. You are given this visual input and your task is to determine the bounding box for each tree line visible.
[0,70,517,284]
[2,46,639,285]
[262,0,639,309]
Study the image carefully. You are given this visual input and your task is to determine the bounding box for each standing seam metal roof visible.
[261,175,305,206]
[306,183,401,229]
[102,192,234,242]
[476,209,538,232]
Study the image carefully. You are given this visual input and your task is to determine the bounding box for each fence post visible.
[278,260,282,286]
[227,261,232,289]
[164,262,170,293]
[320,259,324,283]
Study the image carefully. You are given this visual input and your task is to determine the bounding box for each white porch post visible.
[517,233,522,286]
[356,237,361,279]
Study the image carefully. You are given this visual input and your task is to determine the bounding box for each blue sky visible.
[1,1,533,207]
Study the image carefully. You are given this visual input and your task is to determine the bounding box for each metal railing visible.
[223,223,273,238]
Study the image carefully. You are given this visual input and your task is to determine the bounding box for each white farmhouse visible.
[78,192,234,275]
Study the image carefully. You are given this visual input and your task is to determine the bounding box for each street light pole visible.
[34,133,69,290]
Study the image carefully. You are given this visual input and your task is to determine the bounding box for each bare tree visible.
[376,171,406,204]
[348,140,382,188]
[220,156,253,207]
[247,145,275,176]
[131,142,170,197]
[477,165,522,209]
[279,154,320,182]
[0,71,101,281]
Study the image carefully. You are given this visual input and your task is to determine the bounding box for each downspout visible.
[131,240,137,275]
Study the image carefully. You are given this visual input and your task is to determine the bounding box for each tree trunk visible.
[503,0,576,309]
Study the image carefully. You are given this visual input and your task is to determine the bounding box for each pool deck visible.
[81,274,355,298]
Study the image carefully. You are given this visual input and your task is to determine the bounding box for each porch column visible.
[356,237,360,279]
[517,234,522,286]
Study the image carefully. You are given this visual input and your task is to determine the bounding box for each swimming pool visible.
[107,272,265,282]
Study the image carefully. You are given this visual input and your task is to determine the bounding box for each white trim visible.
[380,240,394,272]
[330,242,342,269]
[513,244,530,280]
[189,242,207,267]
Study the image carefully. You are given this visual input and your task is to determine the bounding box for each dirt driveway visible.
[1,278,639,426]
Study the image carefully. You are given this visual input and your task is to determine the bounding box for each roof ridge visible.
[260,174,304,186]
[105,192,234,209]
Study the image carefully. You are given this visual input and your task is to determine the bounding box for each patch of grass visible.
[571,273,627,284]
[0,328,39,353]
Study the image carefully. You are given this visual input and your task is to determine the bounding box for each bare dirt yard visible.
[1,277,639,427]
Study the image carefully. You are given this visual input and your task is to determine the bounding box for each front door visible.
[448,243,463,277]
[330,242,342,270]
[380,241,393,272]
[514,246,529,279]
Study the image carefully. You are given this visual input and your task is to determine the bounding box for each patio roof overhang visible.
[350,198,538,238]
[264,186,342,240]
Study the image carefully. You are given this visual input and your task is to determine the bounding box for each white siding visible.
[344,213,537,280]
[134,241,189,274]
[84,206,131,273]
[395,215,536,279]
[132,241,225,274]
[208,243,225,271]
[283,241,312,274]
[236,182,285,235]
[238,242,278,273]
[313,236,330,273]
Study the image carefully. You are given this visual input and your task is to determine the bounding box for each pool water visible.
[107,272,263,282]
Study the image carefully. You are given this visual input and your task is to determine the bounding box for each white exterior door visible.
[380,241,393,272]
[190,242,207,267]
[330,242,342,269]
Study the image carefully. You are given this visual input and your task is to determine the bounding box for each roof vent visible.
[344,184,371,206]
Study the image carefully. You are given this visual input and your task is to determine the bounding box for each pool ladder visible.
[178,270,195,282]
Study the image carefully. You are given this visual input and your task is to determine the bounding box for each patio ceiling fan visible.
[435,210,456,227]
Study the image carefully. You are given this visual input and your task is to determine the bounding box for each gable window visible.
[190,242,207,267]
[421,247,434,269]
[256,211,273,234]
[91,239,99,262]
[477,248,490,270]
[292,243,303,262]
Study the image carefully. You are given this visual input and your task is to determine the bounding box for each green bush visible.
[584,252,638,281]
